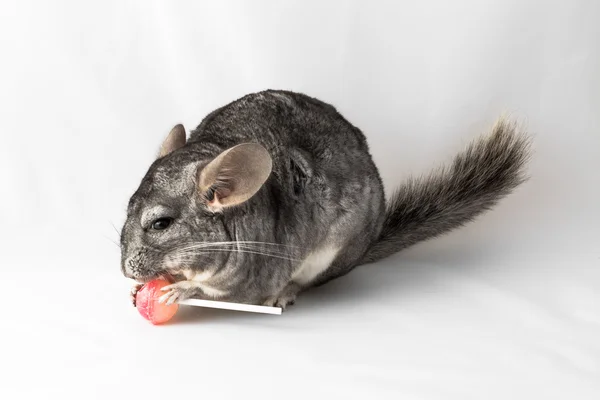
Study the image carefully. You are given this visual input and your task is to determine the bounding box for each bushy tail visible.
[361,117,531,264]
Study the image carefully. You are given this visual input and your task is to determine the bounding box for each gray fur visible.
[362,118,531,264]
[120,89,530,308]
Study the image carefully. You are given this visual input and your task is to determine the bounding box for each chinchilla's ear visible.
[197,143,272,211]
[158,124,186,158]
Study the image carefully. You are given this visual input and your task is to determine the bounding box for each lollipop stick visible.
[178,298,282,315]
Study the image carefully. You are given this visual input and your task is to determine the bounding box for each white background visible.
[1,0,599,399]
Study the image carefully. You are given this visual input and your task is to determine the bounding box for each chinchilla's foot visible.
[130,283,144,307]
[263,282,301,310]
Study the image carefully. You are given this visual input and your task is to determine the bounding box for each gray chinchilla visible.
[120,90,530,309]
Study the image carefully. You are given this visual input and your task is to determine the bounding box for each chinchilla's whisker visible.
[103,235,121,248]
[173,243,299,259]
[230,241,303,248]
[179,242,292,251]
[172,243,303,259]
[173,242,274,253]
[176,247,297,260]
[174,248,301,261]
[176,241,303,250]
[109,221,122,238]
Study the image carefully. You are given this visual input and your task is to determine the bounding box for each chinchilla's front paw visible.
[158,281,200,306]
[130,283,144,307]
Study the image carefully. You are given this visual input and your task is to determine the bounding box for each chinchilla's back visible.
[188,90,387,283]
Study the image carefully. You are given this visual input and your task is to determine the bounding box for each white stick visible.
[178,298,282,315]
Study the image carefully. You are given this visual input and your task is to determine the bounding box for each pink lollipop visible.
[134,279,282,324]
[135,279,179,325]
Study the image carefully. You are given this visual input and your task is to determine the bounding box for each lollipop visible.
[135,279,179,325]
[134,279,282,324]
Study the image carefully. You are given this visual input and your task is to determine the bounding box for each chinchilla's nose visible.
[121,245,148,279]
[122,256,136,279]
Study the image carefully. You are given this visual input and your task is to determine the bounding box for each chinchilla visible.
[120,89,530,309]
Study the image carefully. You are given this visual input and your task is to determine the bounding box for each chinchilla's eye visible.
[205,186,216,201]
[151,217,173,231]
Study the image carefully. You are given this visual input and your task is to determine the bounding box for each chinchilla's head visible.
[120,124,272,282]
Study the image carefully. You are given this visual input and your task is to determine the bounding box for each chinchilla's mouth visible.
[134,272,178,284]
